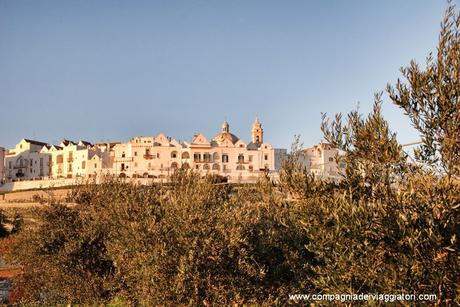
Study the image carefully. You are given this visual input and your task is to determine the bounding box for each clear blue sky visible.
[0,0,453,149]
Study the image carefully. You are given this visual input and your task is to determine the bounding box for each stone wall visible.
[0,178,85,193]
[0,188,71,202]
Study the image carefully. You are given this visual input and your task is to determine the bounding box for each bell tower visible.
[251,118,263,144]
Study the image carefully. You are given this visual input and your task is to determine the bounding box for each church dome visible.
[213,120,240,145]
[213,131,240,144]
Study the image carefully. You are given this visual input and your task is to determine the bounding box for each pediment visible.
[191,133,211,146]
[155,133,170,145]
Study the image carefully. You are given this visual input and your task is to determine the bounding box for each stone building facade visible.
[4,139,50,181]
[300,141,343,182]
[1,119,277,183]
[111,119,275,182]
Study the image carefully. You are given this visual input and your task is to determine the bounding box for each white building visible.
[111,119,275,182]
[300,141,343,182]
[2,119,279,184]
[4,139,51,181]
[42,140,114,179]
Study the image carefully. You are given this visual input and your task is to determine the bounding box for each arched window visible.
[171,162,178,170]
[181,162,190,169]
[143,172,149,178]
[212,163,220,170]
[171,151,178,158]
[236,165,245,171]
[212,152,219,161]
[203,164,210,170]
[181,152,190,159]
[238,154,244,163]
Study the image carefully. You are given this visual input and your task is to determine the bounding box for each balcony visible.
[13,165,27,169]
[143,154,154,159]
[67,157,73,162]
[114,157,133,162]
[194,159,212,163]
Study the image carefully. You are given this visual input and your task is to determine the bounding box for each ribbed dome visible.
[213,131,239,144]
[213,120,240,144]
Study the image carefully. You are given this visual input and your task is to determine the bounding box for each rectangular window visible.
[94,163,97,168]
[222,154,229,163]
[249,155,253,162]
[82,161,86,169]
[57,155,64,163]
[9,161,12,169]
[264,154,268,161]
[30,159,33,167]
[329,157,334,162]
[40,158,43,166]
[134,152,138,156]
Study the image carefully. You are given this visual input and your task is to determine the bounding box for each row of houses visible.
[0,119,342,184]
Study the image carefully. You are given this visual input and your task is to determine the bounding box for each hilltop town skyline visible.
[0,1,446,149]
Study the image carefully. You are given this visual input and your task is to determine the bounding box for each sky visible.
[0,0,453,149]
